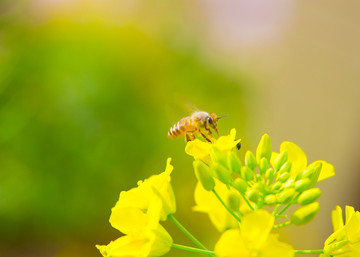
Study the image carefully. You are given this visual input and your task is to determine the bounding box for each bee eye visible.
[208,117,213,124]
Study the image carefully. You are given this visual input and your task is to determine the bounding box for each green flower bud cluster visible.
[193,133,327,229]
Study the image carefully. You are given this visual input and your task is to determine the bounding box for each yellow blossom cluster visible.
[96,158,175,257]
[96,128,359,257]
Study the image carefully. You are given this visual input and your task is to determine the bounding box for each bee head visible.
[208,113,219,136]
[209,113,228,137]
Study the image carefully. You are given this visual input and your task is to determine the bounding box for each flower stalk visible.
[168,214,209,251]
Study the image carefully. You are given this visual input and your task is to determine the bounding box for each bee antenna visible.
[216,115,229,121]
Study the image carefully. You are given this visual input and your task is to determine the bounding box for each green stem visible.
[229,184,254,211]
[272,204,282,215]
[273,220,291,229]
[240,192,255,211]
[277,192,301,216]
[294,249,324,254]
[212,189,242,223]
[168,214,208,251]
[172,244,215,255]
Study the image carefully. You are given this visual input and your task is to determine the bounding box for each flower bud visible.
[255,174,262,182]
[278,162,292,174]
[256,134,272,164]
[291,202,320,226]
[245,151,257,170]
[295,178,312,192]
[274,151,288,171]
[210,146,227,168]
[227,151,242,175]
[233,178,247,194]
[295,169,311,181]
[227,192,240,211]
[241,166,255,181]
[298,188,322,205]
[193,160,215,191]
[211,162,232,185]
[271,181,282,191]
[283,180,295,189]
[278,172,290,183]
[277,188,295,204]
[247,189,262,203]
[264,194,277,205]
[259,157,269,175]
[265,168,275,182]
[308,162,322,188]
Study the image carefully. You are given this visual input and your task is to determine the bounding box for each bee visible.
[168,111,226,142]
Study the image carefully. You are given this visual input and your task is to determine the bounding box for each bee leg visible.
[185,132,196,142]
[200,132,212,143]
[185,133,191,142]
[205,128,213,138]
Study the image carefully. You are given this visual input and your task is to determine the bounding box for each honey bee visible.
[168,111,226,142]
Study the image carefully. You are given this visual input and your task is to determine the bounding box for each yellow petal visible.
[345,211,360,242]
[332,205,344,232]
[280,141,307,178]
[185,139,212,164]
[261,234,295,257]
[114,158,176,220]
[146,197,163,230]
[150,224,173,256]
[110,207,148,235]
[348,242,360,257]
[214,229,248,257]
[345,205,356,224]
[241,210,274,249]
[193,179,240,232]
[308,160,335,182]
[214,129,240,152]
[96,235,152,257]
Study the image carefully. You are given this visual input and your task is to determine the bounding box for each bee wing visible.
[165,95,199,117]
[185,102,199,113]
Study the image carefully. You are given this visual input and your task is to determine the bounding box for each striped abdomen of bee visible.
[168,117,195,138]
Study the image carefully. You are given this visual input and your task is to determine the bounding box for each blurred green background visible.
[0,1,359,256]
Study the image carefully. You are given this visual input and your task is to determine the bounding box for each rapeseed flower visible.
[96,198,173,257]
[214,209,294,257]
[322,205,360,257]
[185,128,240,164]
[96,159,175,257]
[113,158,176,220]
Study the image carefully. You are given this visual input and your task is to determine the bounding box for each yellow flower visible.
[96,159,175,257]
[322,205,360,257]
[215,209,294,257]
[113,158,176,221]
[193,178,250,232]
[185,128,240,164]
[96,198,173,257]
[271,141,335,182]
